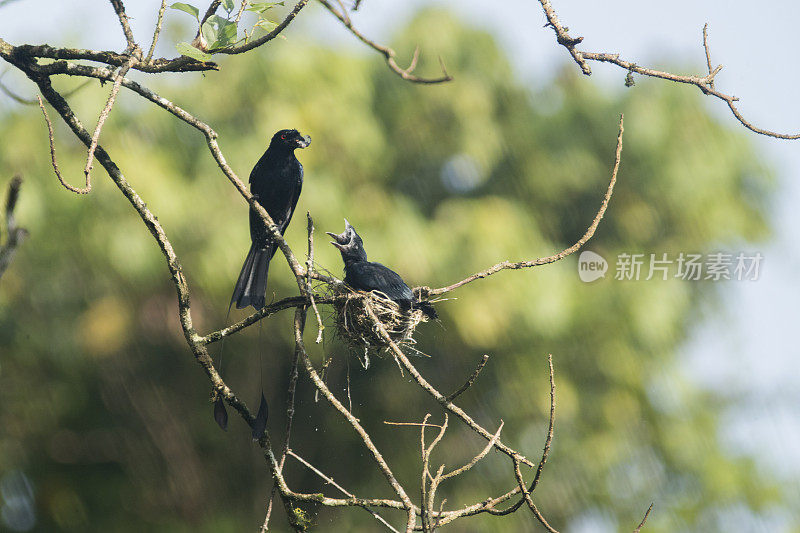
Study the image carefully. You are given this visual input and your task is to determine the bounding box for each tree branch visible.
[538,0,800,140]
[427,114,623,296]
[316,0,452,84]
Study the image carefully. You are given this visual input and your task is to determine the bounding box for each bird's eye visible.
[280,133,287,140]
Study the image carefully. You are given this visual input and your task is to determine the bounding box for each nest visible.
[331,285,430,368]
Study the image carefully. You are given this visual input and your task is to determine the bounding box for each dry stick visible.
[530,354,555,494]
[287,450,401,533]
[316,0,452,84]
[384,421,444,429]
[424,421,504,530]
[633,503,654,533]
[261,342,303,532]
[513,460,559,533]
[37,96,92,194]
[202,296,319,345]
[306,213,325,343]
[538,0,800,140]
[439,421,503,483]
[362,301,535,468]
[145,0,168,63]
[445,354,489,402]
[502,354,558,528]
[109,0,139,51]
[429,114,624,296]
[420,414,448,532]
[293,307,419,532]
[84,58,134,182]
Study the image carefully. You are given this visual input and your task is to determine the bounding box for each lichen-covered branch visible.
[538,0,799,140]
[317,0,452,84]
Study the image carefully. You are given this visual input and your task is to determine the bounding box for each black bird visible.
[327,220,437,319]
[231,129,310,310]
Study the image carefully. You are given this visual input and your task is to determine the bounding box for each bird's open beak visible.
[296,135,311,149]
[326,230,348,251]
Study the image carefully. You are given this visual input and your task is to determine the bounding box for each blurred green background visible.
[0,5,794,533]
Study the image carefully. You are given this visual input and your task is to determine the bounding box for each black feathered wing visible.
[344,261,437,319]
[344,261,415,304]
[231,162,303,310]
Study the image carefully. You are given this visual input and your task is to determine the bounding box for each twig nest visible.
[331,285,429,366]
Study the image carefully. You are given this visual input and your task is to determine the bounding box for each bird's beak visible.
[326,230,349,250]
[296,135,311,149]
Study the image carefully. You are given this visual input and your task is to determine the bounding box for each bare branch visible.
[513,460,559,533]
[287,450,401,532]
[440,421,503,482]
[362,300,536,468]
[306,213,325,343]
[538,0,800,140]
[633,503,654,533]
[445,354,489,402]
[109,0,139,52]
[37,96,92,194]
[428,114,624,296]
[84,58,134,182]
[531,354,555,494]
[145,0,168,63]
[293,307,418,531]
[316,0,452,84]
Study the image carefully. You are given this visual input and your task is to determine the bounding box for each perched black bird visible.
[231,129,310,309]
[327,220,437,319]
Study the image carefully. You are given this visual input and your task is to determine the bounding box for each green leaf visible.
[175,41,212,62]
[201,19,218,46]
[204,15,238,49]
[217,19,238,46]
[169,2,199,20]
[222,0,235,11]
[253,17,277,31]
[246,1,283,14]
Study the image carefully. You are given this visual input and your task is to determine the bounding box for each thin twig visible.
[287,450,401,532]
[293,308,418,531]
[633,503,654,533]
[317,0,452,84]
[37,96,92,194]
[513,460,559,533]
[84,58,134,182]
[531,354,555,493]
[109,0,139,51]
[538,0,799,140]
[428,114,624,295]
[440,421,503,482]
[145,0,168,63]
[362,300,535,468]
[306,212,325,343]
[445,354,489,402]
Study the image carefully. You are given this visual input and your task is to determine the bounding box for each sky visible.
[1,0,798,513]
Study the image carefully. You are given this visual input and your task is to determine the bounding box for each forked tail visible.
[231,243,271,310]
